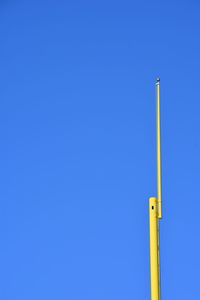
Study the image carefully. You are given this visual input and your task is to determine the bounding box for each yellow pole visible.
[149,78,162,300]
[156,78,162,219]
[149,197,160,300]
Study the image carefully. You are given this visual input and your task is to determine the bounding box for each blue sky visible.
[0,1,200,299]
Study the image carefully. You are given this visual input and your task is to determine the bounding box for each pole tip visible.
[156,77,160,85]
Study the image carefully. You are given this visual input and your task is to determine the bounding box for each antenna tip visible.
[156,77,160,85]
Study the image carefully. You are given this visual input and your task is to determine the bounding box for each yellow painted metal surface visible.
[149,197,161,300]
[149,78,162,300]
[156,79,162,219]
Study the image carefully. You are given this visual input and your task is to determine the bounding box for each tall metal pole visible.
[149,78,162,300]
[157,78,162,219]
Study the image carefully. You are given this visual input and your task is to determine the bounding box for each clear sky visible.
[0,1,200,299]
